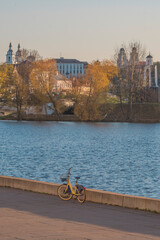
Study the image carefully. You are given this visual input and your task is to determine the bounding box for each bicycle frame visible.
[65,176,81,196]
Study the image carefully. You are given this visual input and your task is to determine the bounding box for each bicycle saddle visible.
[75,177,80,180]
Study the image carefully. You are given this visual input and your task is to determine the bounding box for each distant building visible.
[5,43,88,79]
[15,43,24,64]
[53,73,73,93]
[144,54,158,88]
[6,43,23,65]
[117,47,158,88]
[55,57,88,78]
[117,47,160,102]
[117,48,128,68]
[6,43,15,64]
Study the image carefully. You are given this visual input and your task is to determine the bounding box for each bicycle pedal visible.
[73,195,77,199]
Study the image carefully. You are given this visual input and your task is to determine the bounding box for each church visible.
[6,43,23,64]
[117,47,160,102]
[117,47,159,87]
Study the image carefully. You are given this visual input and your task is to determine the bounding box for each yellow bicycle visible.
[57,168,86,203]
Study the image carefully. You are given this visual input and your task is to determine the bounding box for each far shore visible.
[0,114,160,123]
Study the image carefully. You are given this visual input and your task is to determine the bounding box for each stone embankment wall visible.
[0,175,160,213]
[1,103,160,122]
[103,103,160,123]
[22,114,80,122]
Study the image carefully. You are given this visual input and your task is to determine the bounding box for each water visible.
[0,121,160,199]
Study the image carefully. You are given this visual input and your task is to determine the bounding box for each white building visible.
[144,54,158,87]
[55,57,88,78]
[53,73,73,92]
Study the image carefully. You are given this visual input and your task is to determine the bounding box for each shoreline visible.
[0,115,160,123]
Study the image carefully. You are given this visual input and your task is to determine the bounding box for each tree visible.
[22,48,42,62]
[29,59,62,118]
[112,41,149,120]
[0,64,29,120]
[74,60,118,121]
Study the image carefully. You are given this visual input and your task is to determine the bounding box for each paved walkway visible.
[0,187,160,240]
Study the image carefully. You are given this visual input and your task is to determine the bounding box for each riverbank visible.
[1,103,160,123]
[1,115,160,123]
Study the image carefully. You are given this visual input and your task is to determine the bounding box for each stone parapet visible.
[0,175,160,213]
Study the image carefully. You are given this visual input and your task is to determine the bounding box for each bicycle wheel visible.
[57,184,72,201]
[77,188,86,203]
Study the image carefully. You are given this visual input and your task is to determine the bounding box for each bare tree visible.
[112,41,149,120]
[22,48,42,62]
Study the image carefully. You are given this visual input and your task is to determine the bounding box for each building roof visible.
[138,61,146,66]
[55,58,88,65]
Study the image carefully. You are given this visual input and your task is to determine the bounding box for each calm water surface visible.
[0,121,160,199]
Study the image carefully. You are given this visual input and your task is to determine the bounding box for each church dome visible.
[146,54,153,58]
[7,43,13,54]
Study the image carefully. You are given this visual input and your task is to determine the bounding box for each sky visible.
[1,0,160,63]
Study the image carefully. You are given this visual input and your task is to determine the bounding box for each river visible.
[0,121,160,199]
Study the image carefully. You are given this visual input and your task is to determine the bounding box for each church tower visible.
[117,48,128,68]
[130,47,139,65]
[6,43,15,64]
[15,43,23,64]
[146,54,153,66]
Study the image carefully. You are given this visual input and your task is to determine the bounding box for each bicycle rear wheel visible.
[77,188,86,203]
[57,184,72,201]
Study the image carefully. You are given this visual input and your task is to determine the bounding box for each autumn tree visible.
[29,59,63,118]
[0,64,14,102]
[74,60,118,121]
[0,64,29,120]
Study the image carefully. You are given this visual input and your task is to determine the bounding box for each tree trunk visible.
[47,92,60,120]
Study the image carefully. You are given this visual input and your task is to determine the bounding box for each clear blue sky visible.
[0,0,160,63]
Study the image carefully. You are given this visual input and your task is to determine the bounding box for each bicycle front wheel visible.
[77,188,86,203]
[57,184,72,201]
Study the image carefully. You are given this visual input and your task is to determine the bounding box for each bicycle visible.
[57,168,86,203]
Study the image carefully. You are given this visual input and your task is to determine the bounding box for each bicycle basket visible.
[60,177,68,182]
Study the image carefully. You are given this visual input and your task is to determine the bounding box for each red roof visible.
[138,61,146,66]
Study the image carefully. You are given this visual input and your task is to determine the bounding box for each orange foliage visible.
[85,60,118,95]
[30,59,57,95]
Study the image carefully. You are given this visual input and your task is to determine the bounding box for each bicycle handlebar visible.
[67,167,72,175]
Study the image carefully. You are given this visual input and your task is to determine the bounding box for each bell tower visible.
[117,48,128,68]
[15,43,23,64]
[146,54,153,66]
[6,43,15,64]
